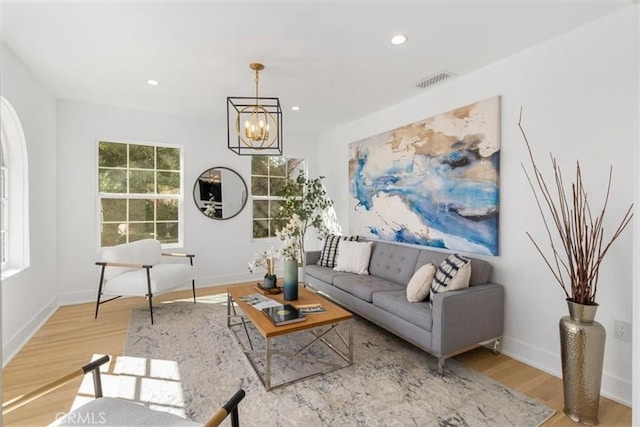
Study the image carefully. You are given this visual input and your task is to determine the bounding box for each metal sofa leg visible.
[493,336,502,355]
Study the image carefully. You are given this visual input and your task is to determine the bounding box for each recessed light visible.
[390,34,407,46]
[146,79,160,86]
[291,106,300,111]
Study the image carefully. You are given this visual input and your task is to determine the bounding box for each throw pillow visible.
[317,234,359,268]
[333,241,373,275]
[406,263,436,302]
[430,254,471,303]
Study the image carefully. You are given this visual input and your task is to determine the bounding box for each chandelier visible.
[227,63,283,156]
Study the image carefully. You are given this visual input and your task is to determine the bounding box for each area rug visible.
[119,295,554,426]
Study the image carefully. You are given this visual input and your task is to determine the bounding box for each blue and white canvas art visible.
[348,97,500,256]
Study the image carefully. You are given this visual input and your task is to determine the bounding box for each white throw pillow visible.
[430,254,471,303]
[406,263,436,302]
[333,241,373,275]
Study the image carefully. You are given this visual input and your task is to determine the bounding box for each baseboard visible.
[2,296,58,368]
[501,335,631,406]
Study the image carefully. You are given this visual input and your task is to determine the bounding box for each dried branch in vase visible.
[518,108,633,305]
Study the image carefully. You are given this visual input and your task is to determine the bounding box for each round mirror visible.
[193,167,248,220]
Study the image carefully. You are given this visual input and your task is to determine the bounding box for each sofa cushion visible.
[367,242,420,286]
[372,290,433,331]
[305,264,351,284]
[333,241,372,275]
[406,263,436,302]
[415,250,492,286]
[430,254,471,303]
[317,234,359,268]
[333,275,403,303]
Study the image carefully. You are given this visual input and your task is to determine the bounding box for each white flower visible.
[248,247,282,277]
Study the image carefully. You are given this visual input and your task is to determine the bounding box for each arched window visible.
[0,97,30,278]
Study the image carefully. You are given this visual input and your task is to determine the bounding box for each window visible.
[0,97,30,278]
[251,156,304,238]
[98,140,183,247]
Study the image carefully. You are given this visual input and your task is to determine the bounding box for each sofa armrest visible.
[305,250,321,266]
[430,283,504,356]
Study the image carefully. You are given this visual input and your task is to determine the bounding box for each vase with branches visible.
[275,172,334,264]
[519,111,633,305]
[519,109,633,424]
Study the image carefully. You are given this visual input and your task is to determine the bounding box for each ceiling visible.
[0,1,632,135]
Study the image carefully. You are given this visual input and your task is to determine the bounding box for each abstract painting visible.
[348,96,500,256]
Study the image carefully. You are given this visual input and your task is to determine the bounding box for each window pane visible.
[157,222,179,243]
[253,200,269,218]
[129,222,155,241]
[270,199,282,218]
[287,159,305,176]
[99,169,127,193]
[270,157,286,176]
[101,223,127,247]
[157,147,180,170]
[269,220,278,237]
[157,199,178,221]
[101,198,126,222]
[251,156,268,175]
[253,220,269,238]
[99,142,127,168]
[129,144,155,169]
[129,170,155,193]
[157,171,180,194]
[129,199,154,222]
[251,176,268,196]
[270,177,285,196]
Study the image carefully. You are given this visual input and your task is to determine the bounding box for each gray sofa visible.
[304,240,504,374]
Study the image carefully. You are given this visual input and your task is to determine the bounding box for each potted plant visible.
[519,111,633,425]
[274,172,334,264]
[248,247,281,289]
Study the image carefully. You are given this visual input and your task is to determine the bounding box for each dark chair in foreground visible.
[95,239,196,324]
[2,355,245,426]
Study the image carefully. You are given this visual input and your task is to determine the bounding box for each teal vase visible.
[283,259,299,301]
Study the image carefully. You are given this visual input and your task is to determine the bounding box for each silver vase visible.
[559,300,606,425]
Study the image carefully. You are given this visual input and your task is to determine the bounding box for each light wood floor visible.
[2,284,632,426]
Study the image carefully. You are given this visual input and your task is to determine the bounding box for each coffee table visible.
[226,284,354,390]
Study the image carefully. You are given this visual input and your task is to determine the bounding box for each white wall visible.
[318,7,637,405]
[0,43,58,366]
[56,100,320,304]
[633,4,640,424]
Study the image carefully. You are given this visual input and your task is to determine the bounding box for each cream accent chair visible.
[95,239,196,324]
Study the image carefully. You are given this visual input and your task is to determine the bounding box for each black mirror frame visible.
[193,166,248,220]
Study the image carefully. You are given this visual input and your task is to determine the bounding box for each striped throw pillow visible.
[430,254,471,303]
[317,235,359,268]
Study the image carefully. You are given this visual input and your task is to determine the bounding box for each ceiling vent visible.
[415,71,456,89]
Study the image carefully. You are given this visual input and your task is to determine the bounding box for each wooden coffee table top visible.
[227,284,353,338]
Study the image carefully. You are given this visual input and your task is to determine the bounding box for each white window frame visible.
[251,156,305,239]
[0,97,30,279]
[96,139,184,249]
